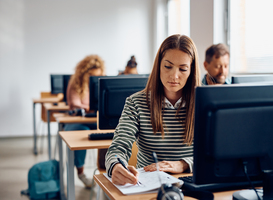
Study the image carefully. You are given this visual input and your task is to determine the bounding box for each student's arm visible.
[143,157,193,173]
[66,82,89,110]
[111,164,139,185]
[105,96,139,185]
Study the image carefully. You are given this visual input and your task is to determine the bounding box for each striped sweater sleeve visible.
[105,95,139,176]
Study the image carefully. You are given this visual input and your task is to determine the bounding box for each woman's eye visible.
[179,68,187,72]
[165,66,172,69]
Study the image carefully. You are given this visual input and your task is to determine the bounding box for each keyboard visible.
[180,176,193,183]
[84,112,97,118]
[88,132,114,140]
[68,109,97,118]
[179,176,263,192]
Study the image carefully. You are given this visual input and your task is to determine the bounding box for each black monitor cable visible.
[242,161,262,200]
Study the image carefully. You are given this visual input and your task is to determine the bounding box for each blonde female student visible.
[105,34,201,185]
[65,54,105,188]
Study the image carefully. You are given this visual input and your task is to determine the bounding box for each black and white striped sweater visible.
[105,91,193,176]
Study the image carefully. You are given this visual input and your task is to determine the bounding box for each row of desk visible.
[32,97,251,200]
[58,129,241,200]
[32,97,97,160]
[32,97,111,199]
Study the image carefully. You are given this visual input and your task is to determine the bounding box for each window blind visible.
[229,0,273,73]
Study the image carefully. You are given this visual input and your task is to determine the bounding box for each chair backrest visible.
[97,141,138,174]
[128,141,138,167]
[97,149,107,174]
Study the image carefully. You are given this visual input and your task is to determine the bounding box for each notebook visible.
[103,168,183,195]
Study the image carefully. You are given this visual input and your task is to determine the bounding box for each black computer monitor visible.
[232,74,273,84]
[89,76,108,112]
[63,75,71,105]
[98,76,148,130]
[90,74,150,111]
[118,73,150,77]
[192,83,273,190]
[50,74,64,94]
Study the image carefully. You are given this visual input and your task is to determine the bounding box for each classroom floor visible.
[0,135,108,200]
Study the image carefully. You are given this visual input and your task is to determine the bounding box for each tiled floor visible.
[0,135,107,200]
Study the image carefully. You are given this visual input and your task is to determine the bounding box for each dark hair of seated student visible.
[119,55,138,75]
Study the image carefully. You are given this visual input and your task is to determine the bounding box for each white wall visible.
[154,0,168,53]
[0,0,156,137]
[190,0,227,77]
[0,0,225,137]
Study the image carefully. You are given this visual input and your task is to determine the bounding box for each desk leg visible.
[58,123,66,200]
[96,186,101,200]
[47,110,51,160]
[97,186,110,200]
[33,102,38,155]
[67,146,75,200]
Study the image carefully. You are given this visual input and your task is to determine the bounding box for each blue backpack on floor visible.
[24,160,60,200]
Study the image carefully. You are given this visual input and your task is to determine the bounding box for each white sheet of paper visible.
[103,168,183,195]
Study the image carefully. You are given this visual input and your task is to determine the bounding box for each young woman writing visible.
[105,34,201,185]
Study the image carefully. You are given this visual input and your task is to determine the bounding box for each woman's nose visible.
[171,68,179,79]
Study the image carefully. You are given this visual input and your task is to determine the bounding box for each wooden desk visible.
[53,113,67,119]
[58,129,114,200]
[55,114,98,151]
[43,103,70,160]
[56,115,97,124]
[32,97,61,155]
[94,174,242,200]
[33,97,61,104]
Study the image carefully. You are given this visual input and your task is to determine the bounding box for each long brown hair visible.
[144,34,200,145]
[69,55,105,99]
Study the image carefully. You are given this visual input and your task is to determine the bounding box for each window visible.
[167,0,190,37]
[229,0,273,73]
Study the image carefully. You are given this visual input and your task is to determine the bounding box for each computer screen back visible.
[193,83,273,185]
[63,75,71,105]
[90,74,149,111]
[50,74,63,94]
[232,74,273,84]
[98,76,148,130]
[89,76,108,111]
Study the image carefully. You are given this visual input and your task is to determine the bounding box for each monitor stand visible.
[232,189,263,200]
